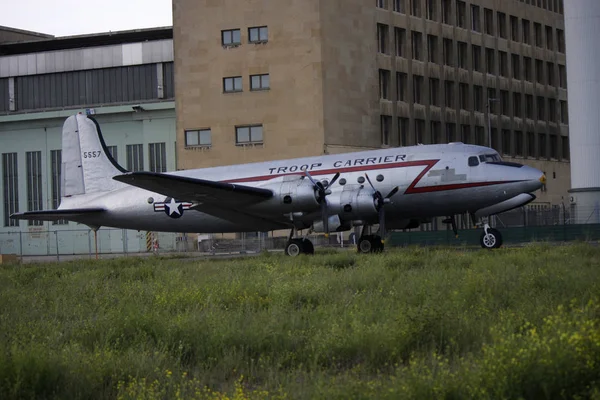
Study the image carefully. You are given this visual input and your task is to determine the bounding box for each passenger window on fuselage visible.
[468,156,480,166]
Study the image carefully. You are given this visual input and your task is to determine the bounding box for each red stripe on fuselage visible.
[223,159,519,194]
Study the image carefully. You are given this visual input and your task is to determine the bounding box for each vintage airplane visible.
[11,114,545,255]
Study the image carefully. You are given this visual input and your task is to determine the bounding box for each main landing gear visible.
[284,229,315,256]
[356,225,384,254]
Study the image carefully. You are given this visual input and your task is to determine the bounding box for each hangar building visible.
[0,26,178,255]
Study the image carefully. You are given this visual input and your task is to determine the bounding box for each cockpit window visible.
[468,156,479,167]
[479,154,502,163]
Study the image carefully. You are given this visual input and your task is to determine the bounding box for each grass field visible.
[1,244,599,399]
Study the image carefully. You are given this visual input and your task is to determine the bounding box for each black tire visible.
[480,228,503,249]
[372,235,384,253]
[301,239,315,255]
[357,235,373,253]
[285,240,302,256]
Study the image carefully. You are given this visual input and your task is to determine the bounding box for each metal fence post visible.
[55,231,60,262]
[19,231,23,258]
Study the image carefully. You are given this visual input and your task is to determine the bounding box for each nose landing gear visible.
[479,223,503,249]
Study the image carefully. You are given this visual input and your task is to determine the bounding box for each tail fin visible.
[62,114,128,197]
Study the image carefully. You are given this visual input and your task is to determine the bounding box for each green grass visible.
[1,243,599,399]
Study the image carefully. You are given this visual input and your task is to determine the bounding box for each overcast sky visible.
[0,0,172,36]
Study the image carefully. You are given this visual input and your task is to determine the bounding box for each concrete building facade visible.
[173,0,569,207]
[0,28,180,256]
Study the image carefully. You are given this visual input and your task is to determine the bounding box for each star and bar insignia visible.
[153,197,193,219]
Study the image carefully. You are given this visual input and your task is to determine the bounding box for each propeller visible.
[305,171,340,236]
[364,174,399,243]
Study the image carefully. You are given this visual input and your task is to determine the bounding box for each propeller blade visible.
[386,186,399,199]
[364,173,376,191]
[327,172,340,188]
[321,201,329,237]
[305,170,319,187]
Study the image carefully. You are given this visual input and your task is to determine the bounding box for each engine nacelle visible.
[336,188,378,220]
[252,175,320,214]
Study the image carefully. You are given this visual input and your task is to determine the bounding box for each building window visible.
[491,128,499,152]
[484,8,494,35]
[539,133,547,158]
[557,29,565,53]
[248,26,268,43]
[26,151,43,226]
[250,74,270,90]
[222,29,241,46]
[379,69,391,100]
[413,75,424,104]
[550,134,558,159]
[537,96,545,120]
[474,85,483,112]
[431,121,442,143]
[393,0,405,13]
[426,0,436,20]
[522,19,531,44]
[377,24,389,54]
[411,0,421,17]
[398,117,409,146]
[515,131,524,156]
[485,48,495,74]
[461,124,471,143]
[524,57,532,82]
[558,65,567,88]
[443,38,453,66]
[457,41,467,69]
[475,126,485,145]
[126,144,144,172]
[499,51,508,77]
[527,132,536,157]
[427,34,437,62]
[376,0,388,9]
[429,78,440,106]
[456,1,466,28]
[548,99,557,122]
[185,129,212,147]
[471,5,481,32]
[446,123,456,142]
[459,83,469,110]
[395,28,406,57]
[545,26,553,50]
[535,59,544,84]
[497,12,507,38]
[562,136,569,160]
[412,31,422,60]
[444,80,454,107]
[472,45,482,72]
[148,143,166,173]
[415,119,425,144]
[487,88,497,112]
[560,100,568,124]
[2,153,18,227]
[381,115,392,145]
[502,129,511,156]
[50,150,67,225]
[397,72,407,101]
[534,23,542,47]
[442,0,451,24]
[236,125,263,145]
[547,62,555,86]
[513,93,522,117]
[223,76,243,93]
[500,90,509,115]
[526,94,534,119]
[512,54,520,79]
[510,16,519,41]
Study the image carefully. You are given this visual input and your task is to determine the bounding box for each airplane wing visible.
[10,208,106,222]
[113,172,274,206]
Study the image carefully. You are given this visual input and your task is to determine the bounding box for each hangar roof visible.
[0,26,172,56]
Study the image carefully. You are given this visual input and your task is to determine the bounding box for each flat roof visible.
[0,26,173,56]
[0,25,54,40]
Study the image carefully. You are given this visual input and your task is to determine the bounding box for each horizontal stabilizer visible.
[113,172,273,206]
[10,208,106,222]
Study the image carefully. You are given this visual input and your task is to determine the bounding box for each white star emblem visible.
[165,198,182,216]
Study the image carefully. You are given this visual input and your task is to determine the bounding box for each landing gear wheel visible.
[285,239,314,256]
[285,240,302,256]
[480,228,503,249]
[357,235,384,254]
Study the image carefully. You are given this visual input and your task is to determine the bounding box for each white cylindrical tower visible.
[565,0,600,223]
